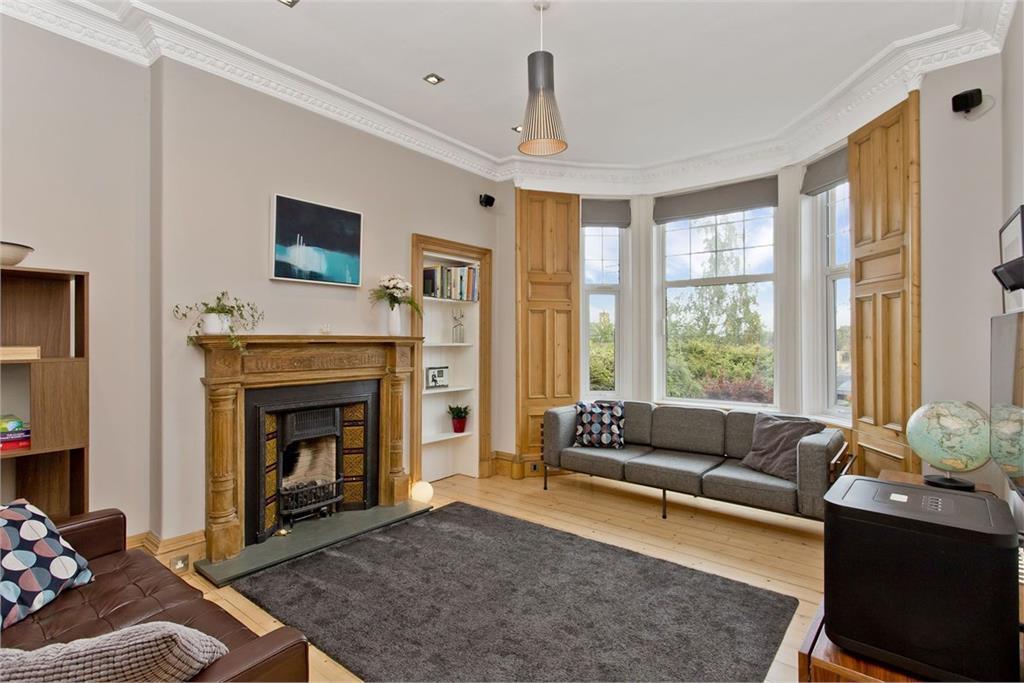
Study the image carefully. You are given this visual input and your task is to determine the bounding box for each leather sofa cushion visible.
[560,445,652,480]
[701,460,797,515]
[650,406,726,455]
[623,401,654,445]
[624,451,725,495]
[3,550,257,653]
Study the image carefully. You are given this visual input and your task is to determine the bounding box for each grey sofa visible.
[542,402,847,520]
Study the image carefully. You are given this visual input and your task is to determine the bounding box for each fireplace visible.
[244,379,379,545]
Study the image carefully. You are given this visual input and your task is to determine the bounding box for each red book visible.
[0,438,30,450]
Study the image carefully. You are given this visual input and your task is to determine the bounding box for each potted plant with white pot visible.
[369,274,421,336]
[173,291,264,349]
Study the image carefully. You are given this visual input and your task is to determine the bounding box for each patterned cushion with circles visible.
[1,499,93,629]
[574,401,626,449]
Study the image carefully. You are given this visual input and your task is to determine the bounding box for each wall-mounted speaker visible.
[479,194,495,208]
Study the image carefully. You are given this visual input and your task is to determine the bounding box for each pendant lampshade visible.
[518,50,567,156]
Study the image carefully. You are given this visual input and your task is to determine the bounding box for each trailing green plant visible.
[369,274,422,315]
[172,291,264,349]
[447,404,471,419]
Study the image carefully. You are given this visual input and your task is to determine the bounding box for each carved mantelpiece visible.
[195,335,419,562]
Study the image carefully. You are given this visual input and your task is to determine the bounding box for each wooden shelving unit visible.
[0,267,89,520]
[410,235,492,484]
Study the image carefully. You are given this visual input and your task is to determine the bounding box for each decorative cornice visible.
[2,0,1017,195]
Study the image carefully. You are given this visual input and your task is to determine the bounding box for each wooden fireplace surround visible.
[195,335,418,562]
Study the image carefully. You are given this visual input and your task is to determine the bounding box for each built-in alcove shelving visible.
[410,235,492,484]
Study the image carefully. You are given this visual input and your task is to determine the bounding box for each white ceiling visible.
[143,0,961,167]
[4,0,1015,192]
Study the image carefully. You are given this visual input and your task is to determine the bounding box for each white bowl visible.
[1,242,34,266]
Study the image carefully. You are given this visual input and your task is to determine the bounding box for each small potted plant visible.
[448,404,470,433]
[172,291,264,349]
[369,274,421,336]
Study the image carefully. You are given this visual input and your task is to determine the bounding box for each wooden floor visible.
[184,473,823,682]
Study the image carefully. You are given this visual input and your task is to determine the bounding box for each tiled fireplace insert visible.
[243,380,379,545]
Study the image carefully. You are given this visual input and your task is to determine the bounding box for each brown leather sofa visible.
[3,509,309,682]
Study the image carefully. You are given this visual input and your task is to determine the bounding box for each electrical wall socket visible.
[170,554,190,573]
[529,462,539,473]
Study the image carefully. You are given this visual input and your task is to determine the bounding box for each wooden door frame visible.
[410,234,493,482]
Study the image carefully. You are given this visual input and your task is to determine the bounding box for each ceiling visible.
[143,0,961,167]
[5,0,1014,192]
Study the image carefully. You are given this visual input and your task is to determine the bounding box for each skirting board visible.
[493,451,559,479]
[127,529,207,574]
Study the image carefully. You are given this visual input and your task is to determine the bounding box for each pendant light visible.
[518,1,567,156]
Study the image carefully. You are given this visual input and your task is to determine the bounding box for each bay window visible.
[661,208,776,405]
[583,226,621,394]
[823,182,851,413]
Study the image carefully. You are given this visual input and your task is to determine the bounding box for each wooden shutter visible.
[848,92,922,475]
[515,189,580,466]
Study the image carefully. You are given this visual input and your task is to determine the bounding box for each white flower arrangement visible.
[369,274,421,314]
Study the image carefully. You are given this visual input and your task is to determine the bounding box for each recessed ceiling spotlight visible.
[277,0,299,7]
[423,73,445,85]
[512,125,523,133]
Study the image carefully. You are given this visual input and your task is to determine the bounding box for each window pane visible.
[827,182,851,268]
[745,218,773,247]
[716,223,742,250]
[588,294,616,392]
[744,245,773,275]
[691,226,716,252]
[666,255,690,281]
[665,282,774,404]
[716,249,743,277]
[831,277,852,411]
[691,215,715,227]
[583,226,620,285]
[665,229,689,256]
[691,251,715,279]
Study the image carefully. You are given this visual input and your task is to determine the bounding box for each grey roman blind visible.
[653,176,778,224]
[581,198,631,228]
[801,147,848,195]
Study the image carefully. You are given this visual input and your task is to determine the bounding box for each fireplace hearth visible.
[245,379,379,544]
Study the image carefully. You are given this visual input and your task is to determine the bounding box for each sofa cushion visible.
[624,451,725,495]
[574,401,625,449]
[701,460,797,515]
[650,406,726,455]
[623,401,654,445]
[2,549,257,652]
[724,410,758,458]
[1,500,94,628]
[741,413,824,483]
[560,445,652,480]
[0,621,229,682]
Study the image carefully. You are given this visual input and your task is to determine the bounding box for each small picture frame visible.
[426,366,449,388]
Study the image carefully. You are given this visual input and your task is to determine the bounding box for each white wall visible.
[490,181,517,455]
[153,59,502,537]
[920,56,1004,408]
[0,20,154,534]
[1004,3,1024,218]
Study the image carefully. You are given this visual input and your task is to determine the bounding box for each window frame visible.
[656,208,779,409]
[581,225,625,399]
[819,182,852,417]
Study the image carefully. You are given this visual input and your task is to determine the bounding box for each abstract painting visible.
[271,195,361,287]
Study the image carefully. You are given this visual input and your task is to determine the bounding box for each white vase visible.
[201,313,231,335]
[387,306,402,336]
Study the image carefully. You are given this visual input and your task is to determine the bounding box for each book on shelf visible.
[0,346,41,361]
[1,415,26,433]
[0,429,31,442]
[0,438,30,451]
[423,264,479,302]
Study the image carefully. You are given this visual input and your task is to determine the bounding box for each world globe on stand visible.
[906,401,990,490]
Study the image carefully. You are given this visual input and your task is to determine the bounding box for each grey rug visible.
[232,502,797,682]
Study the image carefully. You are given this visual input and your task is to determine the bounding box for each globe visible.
[906,402,990,482]
[990,402,1024,479]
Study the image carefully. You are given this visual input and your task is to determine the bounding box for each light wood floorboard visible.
[184,473,822,682]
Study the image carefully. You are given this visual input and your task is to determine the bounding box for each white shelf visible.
[423,386,473,395]
[423,342,473,348]
[423,296,478,305]
[423,431,474,445]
